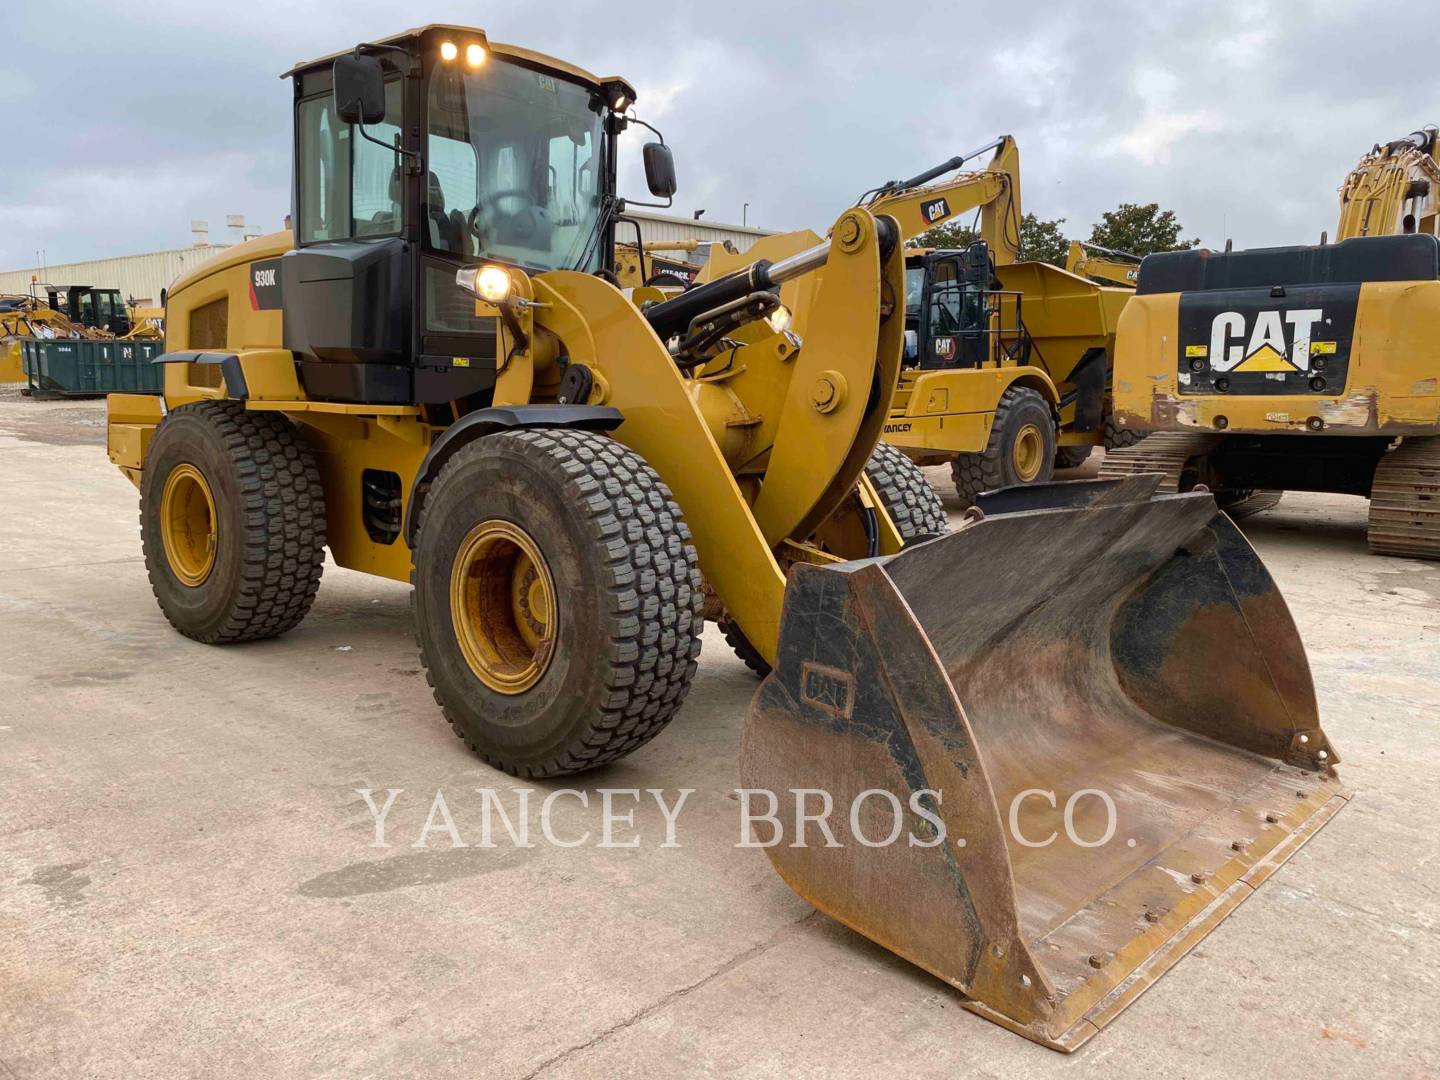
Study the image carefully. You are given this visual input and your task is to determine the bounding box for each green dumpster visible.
[21,338,165,398]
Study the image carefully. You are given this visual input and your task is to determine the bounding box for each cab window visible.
[929,260,962,334]
[296,78,402,243]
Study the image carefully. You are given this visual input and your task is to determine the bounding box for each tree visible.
[1019,213,1068,266]
[1088,202,1198,256]
[906,221,978,250]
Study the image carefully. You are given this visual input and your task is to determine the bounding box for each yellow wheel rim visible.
[450,520,557,694]
[1013,424,1045,482]
[160,463,217,587]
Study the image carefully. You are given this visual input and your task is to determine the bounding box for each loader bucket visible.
[741,475,1348,1052]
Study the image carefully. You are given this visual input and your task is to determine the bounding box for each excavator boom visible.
[864,135,1023,261]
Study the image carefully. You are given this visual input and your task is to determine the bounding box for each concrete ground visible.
[1,390,1436,1079]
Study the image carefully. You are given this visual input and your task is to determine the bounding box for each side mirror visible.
[643,142,677,199]
[334,53,387,125]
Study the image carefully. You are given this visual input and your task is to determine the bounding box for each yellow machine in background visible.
[1105,126,1440,557]
[124,304,165,339]
[1065,240,1140,286]
[776,137,1139,504]
[1337,126,1439,239]
[104,24,1345,1050]
[0,294,74,382]
[612,237,738,288]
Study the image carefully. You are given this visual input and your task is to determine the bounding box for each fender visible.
[402,404,624,546]
[151,350,248,398]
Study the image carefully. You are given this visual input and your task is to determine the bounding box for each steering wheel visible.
[468,189,541,249]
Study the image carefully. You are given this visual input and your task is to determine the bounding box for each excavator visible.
[1066,240,1141,286]
[705,137,1139,504]
[1103,125,1440,558]
[611,234,738,288]
[103,24,1346,1050]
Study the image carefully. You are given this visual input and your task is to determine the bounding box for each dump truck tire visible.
[1054,446,1091,470]
[140,400,326,644]
[412,428,703,777]
[951,386,1056,506]
[722,443,949,679]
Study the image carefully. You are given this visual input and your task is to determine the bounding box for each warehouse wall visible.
[0,245,236,308]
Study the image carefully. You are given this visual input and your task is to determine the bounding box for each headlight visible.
[765,304,792,334]
[466,43,486,67]
[439,41,458,62]
[457,265,513,303]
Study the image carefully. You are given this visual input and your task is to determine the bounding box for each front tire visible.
[140,400,326,643]
[864,441,948,540]
[950,386,1056,506]
[412,429,703,777]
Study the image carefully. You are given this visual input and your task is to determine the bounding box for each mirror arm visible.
[353,123,422,174]
[627,115,665,144]
[351,42,418,77]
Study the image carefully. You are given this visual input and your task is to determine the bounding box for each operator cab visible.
[903,242,1007,369]
[280,24,676,405]
[45,285,132,336]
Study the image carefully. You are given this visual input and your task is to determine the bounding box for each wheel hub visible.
[450,520,557,694]
[160,463,217,587]
[1013,424,1045,482]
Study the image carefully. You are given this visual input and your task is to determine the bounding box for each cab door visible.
[919,257,963,369]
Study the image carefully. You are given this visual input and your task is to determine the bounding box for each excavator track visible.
[1098,432,1221,492]
[1368,436,1440,559]
[1100,433,1283,519]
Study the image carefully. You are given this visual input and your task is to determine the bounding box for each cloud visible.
[3,0,1439,267]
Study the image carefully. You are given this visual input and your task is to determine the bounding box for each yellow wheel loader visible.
[721,137,1138,506]
[105,24,1347,1050]
[1104,126,1440,556]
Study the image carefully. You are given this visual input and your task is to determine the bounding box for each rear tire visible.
[864,441,948,540]
[1103,415,1147,451]
[951,386,1056,506]
[140,400,326,643]
[1054,446,1092,470]
[412,429,703,777]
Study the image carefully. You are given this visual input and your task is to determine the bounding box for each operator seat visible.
[425,172,467,254]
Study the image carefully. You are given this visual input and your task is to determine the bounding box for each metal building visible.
[619,210,772,257]
[0,212,770,305]
[0,244,239,308]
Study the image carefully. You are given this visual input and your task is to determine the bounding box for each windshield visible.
[426,58,604,272]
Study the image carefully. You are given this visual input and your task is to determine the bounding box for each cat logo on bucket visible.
[1206,308,1330,373]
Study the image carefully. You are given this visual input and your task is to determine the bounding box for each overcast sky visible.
[4,0,1437,268]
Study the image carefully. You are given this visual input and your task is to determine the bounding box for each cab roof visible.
[282,24,628,97]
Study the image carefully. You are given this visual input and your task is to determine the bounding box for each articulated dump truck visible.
[105,24,1347,1051]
